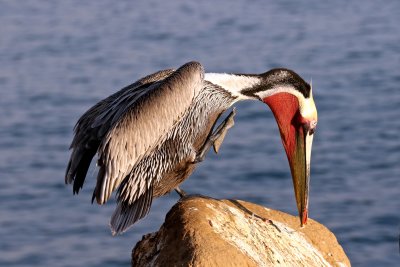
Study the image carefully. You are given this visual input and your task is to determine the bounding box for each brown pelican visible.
[65,61,317,235]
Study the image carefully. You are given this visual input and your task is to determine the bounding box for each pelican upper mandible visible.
[65,61,317,235]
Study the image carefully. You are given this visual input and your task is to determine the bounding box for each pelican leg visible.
[194,108,236,163]
[175,187,187,198]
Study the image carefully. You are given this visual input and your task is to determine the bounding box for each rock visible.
[132,196,350,267]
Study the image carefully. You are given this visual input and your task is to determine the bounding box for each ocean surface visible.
[1,0,399,266]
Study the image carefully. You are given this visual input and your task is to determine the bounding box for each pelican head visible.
[240,68,317,226]
[204,68,318,226]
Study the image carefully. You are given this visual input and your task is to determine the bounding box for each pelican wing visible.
[66,61,204,204]
[66,68,176,194]
[65,62,204,203]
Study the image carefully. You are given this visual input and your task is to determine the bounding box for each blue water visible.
[1,1,399,266]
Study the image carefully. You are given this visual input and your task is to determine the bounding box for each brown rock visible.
[132,196,350,267]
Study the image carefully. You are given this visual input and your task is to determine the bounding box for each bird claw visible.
[213,108,236,153]
[194,108,236,162]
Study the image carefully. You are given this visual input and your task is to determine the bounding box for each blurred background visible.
[1,0,399,266]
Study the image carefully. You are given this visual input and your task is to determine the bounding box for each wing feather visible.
[66,69,175,193]
[110,184,153,235]
[94,61,205,204]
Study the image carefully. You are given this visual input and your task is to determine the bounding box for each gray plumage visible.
[66,61,315,235]
[66,62,237,234]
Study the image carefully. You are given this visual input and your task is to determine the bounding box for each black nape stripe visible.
[241,68,311,98]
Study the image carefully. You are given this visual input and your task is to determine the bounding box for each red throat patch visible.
[263,93,300,159]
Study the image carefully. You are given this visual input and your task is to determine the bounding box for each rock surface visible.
[132,196,350,267]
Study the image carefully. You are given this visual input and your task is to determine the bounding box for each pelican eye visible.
[303,120,317,135]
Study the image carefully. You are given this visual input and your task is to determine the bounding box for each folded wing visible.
[65,61,204,205]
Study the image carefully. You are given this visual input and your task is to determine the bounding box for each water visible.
[1,0,399,266]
